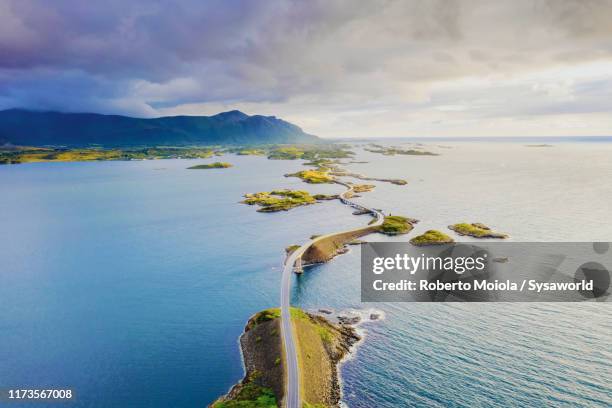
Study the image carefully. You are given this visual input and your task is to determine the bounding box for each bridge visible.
[279,182,384,408]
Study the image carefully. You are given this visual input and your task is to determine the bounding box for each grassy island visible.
[242,190,320,212]
[285,169,335,184]
[188,161,232,169]
[377,215,418,235]
[365,145,438,156]
[448,223,508,239]
[410,230,454,246]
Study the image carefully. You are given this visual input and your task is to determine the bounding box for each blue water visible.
[1,144,611,407]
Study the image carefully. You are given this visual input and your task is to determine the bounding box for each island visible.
[364,145,438,156]
[241,190,323,212]
[285,169,335,184]
[410,230,454,246]
[210,308,359,408]
[188,162,233,169]
[448,223,508,238]
[378,215,418,235]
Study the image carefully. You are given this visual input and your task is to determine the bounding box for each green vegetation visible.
[285,244,301,254]
[242,190,319,212]
[268,146,305,160]
[0,146,217,164]
[212,373,277,408]
[316,326,333,343]
[250,307,307,327]
[410,230,454,246]
[237,149,266,155]
[448,223,508,238]
[303,404,327,408]
[187,161,232,169]
[267,145,353,161]
[377,216,418,235]
[365,145,438,156]
[312,194,338,200]
[285,169,334,184]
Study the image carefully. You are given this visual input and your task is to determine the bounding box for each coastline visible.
[211,310,360,408]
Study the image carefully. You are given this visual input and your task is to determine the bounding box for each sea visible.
[0,141,610,407]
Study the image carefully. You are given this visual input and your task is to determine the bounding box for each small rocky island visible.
[285,169,335,184]
[410,230,454,246]
[242,190,337,212]
[448,223,508,238]
[364,145,438,156]
[210,308,359,408]
[188,161,233,169]
[378,215,418,235]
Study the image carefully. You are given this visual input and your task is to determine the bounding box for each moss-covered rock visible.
[410,230,454,246]
[188,161,232,169]
[377,216,418,235]
[285,169,335,184]
[241,190,317,212]
[448,223,508,239]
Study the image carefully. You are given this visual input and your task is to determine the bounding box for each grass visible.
[285,244,301,253]
[212,382,277,408]
[0,146,217,164]
[352,184,375,193]
[251,307,307,327]
[378,215,417,235]
[188,161,232,169]
[410,230,454,246]
[285,169,334,184]
[242,190,317,212]
[237,149,266,156]
[448,223,508,238]
[267,146,305,160]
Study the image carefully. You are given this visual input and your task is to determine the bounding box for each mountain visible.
[0,109,319,147]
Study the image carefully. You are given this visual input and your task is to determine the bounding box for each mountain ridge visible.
[0,108,319,147]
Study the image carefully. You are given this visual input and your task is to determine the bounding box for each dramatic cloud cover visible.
[1,0,612,137]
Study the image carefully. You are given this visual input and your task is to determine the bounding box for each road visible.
[280,183,384,408]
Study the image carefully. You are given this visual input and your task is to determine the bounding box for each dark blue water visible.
[1,145,611,407]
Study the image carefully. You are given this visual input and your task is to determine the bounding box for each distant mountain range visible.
[0,109,319,147]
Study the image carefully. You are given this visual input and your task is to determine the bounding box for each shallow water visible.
[0,143,610,407]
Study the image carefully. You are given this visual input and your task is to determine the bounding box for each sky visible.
[1,0,612,138]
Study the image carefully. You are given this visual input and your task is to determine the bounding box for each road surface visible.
[280,182,384,408]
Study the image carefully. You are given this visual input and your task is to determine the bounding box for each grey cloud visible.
[0,0,611,135]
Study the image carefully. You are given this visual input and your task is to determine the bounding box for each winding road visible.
[280,182,384,408]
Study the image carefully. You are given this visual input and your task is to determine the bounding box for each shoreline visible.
[210,309,361,408]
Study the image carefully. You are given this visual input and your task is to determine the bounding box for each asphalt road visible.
[280,183,384,408]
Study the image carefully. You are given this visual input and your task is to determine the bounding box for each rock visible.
[338,315,361,325]
[318,309,333,314]
[493,257,509,263]
[370,313,380,320]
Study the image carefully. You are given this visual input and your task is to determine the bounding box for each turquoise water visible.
[1,144,611,407]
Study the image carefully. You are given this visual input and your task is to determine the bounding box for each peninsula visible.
[210,308,359,408]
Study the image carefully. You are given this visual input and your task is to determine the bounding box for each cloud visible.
[0,0,611,136]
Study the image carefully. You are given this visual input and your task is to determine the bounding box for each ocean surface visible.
[1,142,611,407]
